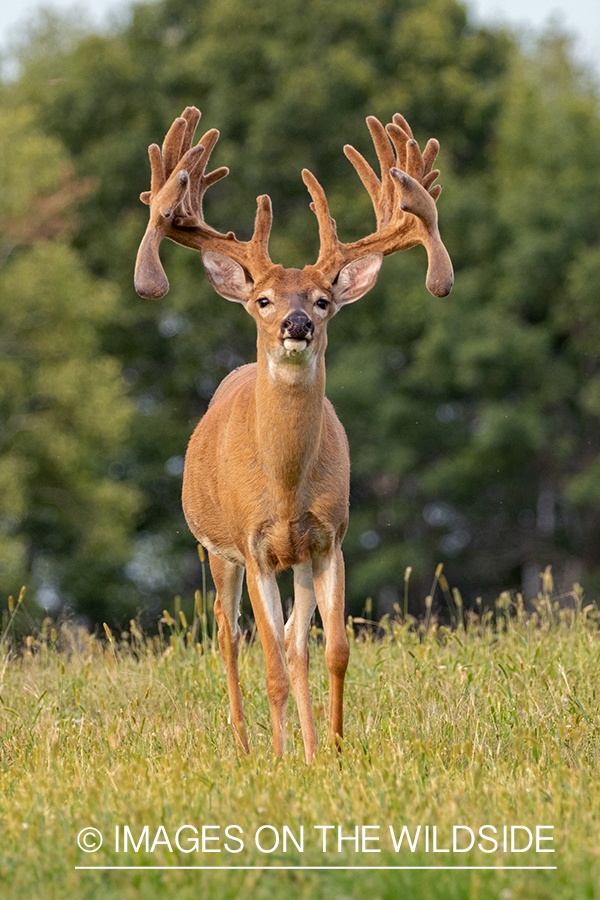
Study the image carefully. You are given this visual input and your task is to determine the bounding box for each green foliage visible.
[1,0,600,620]
[330,31,600,609]
[0,106,141,618]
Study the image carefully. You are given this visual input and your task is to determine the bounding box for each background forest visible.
[1,0,600,625]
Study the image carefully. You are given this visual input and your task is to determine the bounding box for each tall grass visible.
[0,577,599,899]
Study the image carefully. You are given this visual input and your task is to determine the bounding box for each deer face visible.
[201,251,384,376]
[248,266,334,370]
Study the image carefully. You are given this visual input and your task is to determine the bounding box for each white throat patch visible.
[267,342,318,385]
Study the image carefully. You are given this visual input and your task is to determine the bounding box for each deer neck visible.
[252,339,326,512]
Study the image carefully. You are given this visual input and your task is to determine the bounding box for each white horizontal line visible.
[75,865,558,871]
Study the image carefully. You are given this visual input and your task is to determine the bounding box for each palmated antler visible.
[135,106,273,299]
[302,114,454,298]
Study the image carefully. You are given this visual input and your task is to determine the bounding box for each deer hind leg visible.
[313,546,349,748]
[285,562,318,764]
[245,563,289,756]
[208,552,249,754]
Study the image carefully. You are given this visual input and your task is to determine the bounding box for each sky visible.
[0,0,599,79]
[470,0,600,75]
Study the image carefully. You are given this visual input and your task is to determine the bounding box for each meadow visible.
[1,573,599,900]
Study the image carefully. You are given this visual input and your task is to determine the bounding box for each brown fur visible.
[184,360,349,573]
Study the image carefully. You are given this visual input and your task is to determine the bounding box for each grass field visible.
[1,576,599,899]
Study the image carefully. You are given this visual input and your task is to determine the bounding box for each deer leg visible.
[245,563,289,756]
[286,562,318,764]
[313,546,349,748]
[208,552,249,753]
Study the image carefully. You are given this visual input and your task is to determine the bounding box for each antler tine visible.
[162,116,188,179]
[180,106,201,157]
[302,168,347,275]
[149,143,165,199]
[385,123,410,174]
[392,113,413,139]
[422,138,440,177]
[188,128,223,211]
[406,139,425,181]
[343,144,383,226]
[422,168,440,192]
[251,194,273,256]
[387,121,425,183]
[366,116,396,227]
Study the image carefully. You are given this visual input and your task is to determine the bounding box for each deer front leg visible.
[208,553,249,754]
[286,562,318,764]
[313,546,349,749]
[245,563,289,756]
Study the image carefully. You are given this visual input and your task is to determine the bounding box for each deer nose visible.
[280,311,314,340]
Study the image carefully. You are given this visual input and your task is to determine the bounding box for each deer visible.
[134,106,453,764]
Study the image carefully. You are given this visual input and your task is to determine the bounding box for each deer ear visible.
[201,250,254,303]
[331,252,383,306]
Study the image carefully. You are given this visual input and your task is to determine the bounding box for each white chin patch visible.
[283,339,307,352]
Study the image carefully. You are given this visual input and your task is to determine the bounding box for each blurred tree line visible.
[1,0,600,623]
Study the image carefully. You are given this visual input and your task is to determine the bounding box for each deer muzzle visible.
[281,311,314,343]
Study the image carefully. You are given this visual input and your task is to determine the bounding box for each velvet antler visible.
[135,106,273,299]
[135,108,453,301]
[302,114,454,298]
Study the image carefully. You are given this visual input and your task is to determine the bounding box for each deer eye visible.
[257,297,271,309]
[315,298,329,310]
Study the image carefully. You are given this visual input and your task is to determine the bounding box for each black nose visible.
[281,311,314,340]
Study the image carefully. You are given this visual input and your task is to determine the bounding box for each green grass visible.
[1,583,600,899]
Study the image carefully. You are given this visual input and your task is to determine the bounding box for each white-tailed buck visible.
[135,106,453,763]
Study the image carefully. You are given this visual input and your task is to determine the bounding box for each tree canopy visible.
[0,105,141,619]
[1,0,600,621]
